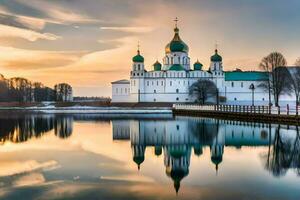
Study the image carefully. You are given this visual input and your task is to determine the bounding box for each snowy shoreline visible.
[0,106,173,114]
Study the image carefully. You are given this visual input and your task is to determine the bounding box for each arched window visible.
[178,57,180,63]
[137,64,140,70]
[171,57,173,64]
[231,82,234,87]
[154,90,156,93]
[176,89,179,93]
[166,57,169,64]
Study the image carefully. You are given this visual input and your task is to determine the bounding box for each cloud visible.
[15,0,100,25]
[0,160,58,177]
[100,26,154,33]
[0,24,60,41]
[12,173,45,187]
[0,46,82,70]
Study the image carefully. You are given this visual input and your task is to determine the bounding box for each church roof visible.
[169,64,185,71]
[132,50,144,62]
[193,60,203,70]
[153,61,162,71]
[165,22,189,54]
[211,49,222,62]
[225,71,268,81]
[111,79,130,84]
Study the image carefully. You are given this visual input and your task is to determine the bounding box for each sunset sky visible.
[0,0,299,97]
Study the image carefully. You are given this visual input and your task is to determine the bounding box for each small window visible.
[147,81,149,86]
[141,73,143,76]
[157,81,159,86]
[161,81,163,86]
[176,89,179,93]
[116,88,118,93]
[176,125,180,130]
[154,98,156,102]
[241,82,243,88]
[176,97,179,101]
[137,73,139,76]
[154,90,156,93]
[170,81,172,86]
[234,97,237,101]
[262,98,265,101]
[232,82,234,87]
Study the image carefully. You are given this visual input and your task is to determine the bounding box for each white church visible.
[111,20,270,104]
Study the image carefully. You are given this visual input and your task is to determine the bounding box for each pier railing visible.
[173,104,300,116]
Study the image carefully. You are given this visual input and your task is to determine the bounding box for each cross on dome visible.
[174,17,178,28]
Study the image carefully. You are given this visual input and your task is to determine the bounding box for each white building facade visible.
[112,22,272,104]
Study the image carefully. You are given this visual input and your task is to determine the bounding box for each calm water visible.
[0,113,299,200]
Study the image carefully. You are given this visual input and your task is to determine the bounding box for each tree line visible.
[189,53,300,106]
[0,74,72,102]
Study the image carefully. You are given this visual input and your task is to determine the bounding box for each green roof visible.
[165,27,189,53]
[193,60,203,70]
[169,64,185,71]
[132,50,144,62]
[225,71,268,81]
[211,49,222,62]
[153,61,162,71]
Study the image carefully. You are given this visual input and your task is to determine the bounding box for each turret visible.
[162,18,190,71]
[209,49,223,72]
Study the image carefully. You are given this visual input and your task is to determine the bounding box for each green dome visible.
[165,27,189,53]
[169,148,187,158]
[211,49,222,62]
[154,146,162,156]
[133,155,145,170]
[211,156,222,165]
[153,61,162,71]
[132,50,144,62]
[169,64,185,71]
[166,168,189,194]
[193,60,203,70]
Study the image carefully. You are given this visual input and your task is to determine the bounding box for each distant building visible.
[111,20,298,104]
[54,83,73,102]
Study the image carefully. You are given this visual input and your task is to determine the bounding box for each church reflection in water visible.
[0,114,299,193]
[112,117,300,193]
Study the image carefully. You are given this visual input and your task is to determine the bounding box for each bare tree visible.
[189,79,217,104]
[259,52,290,106]
[287,67,300,106]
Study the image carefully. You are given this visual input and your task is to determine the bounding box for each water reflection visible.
[112,118,300,192]
[0,113,300,196]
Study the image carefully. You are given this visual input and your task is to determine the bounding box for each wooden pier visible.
[173,104,300,125]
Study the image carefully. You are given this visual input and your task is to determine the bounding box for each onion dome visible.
[211,155,222,172]
[132,49,144,62]
[165,27,189,54]
[166,167,189,194]
[169,64,185,71]
[153,61,162,71]
[133,155,145,170]
[154,146,162,156]
[193,145,203,156]
[210,49,222,62]
[193,60,203,70]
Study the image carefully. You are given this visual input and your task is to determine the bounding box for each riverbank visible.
[0,102,173,114]
[173,104,300,125]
